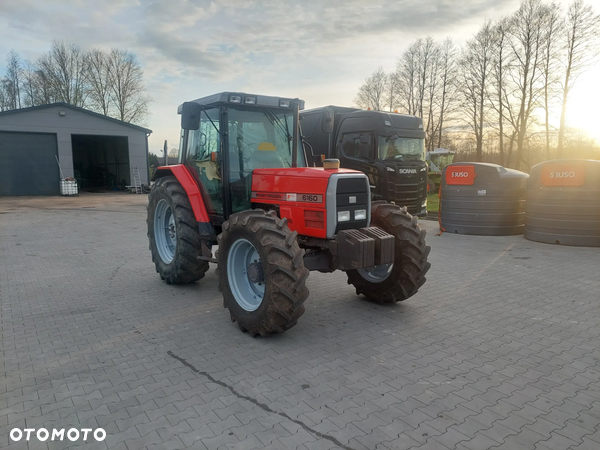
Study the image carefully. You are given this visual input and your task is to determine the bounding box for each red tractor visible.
[147,92,431,336]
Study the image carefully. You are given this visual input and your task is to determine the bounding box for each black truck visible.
[300,106,428,216]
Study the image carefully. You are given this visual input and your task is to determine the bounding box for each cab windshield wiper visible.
[265,110,292,150]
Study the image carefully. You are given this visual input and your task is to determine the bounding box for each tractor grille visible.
[335,177,370,234]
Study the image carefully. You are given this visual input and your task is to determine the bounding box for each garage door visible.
[0,132,60,195]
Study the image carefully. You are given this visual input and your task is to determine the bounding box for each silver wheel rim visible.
[358,263,393,283]
[227,238,265,311]
[154,199,176,263]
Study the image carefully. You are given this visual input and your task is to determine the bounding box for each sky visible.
[1,0,599,155]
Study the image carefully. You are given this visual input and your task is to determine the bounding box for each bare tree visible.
[20,61,38,107]
[20,60,53,107]
[37,41,88,107]
[353,0,600,165]
[354,66,388,111]
[424,43,441,151]
[394,37,451,150]
[4,50,22,109]
[395,42,419,115]
[86,49,112,116]
[416,37,438,121]
[395,37,438,119]
[0,79,10,111]
[540,2,563,158]
[557,0,600,156]
[107,49,151,124]
[384,71,401,112]
[458,21,495,162]
[489,18,514,166]
[435,38,458,150]
[506,0,548,167]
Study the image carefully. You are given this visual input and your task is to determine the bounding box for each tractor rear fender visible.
[152,165,210,224]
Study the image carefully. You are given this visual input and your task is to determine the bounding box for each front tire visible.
[216,210,309,336]
[346,201,431,304]
[147,176,209,284]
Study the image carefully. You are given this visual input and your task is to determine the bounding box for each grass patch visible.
[427,192,439,213]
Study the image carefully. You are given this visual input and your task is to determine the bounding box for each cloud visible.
[0,0,569,152]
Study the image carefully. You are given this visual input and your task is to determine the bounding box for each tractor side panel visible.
[251,170,332,238]
[152,165,210,223]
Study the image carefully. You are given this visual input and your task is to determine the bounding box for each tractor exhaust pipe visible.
[292,99,300,168]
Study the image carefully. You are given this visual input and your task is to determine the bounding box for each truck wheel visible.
[147,176,209,284]
[346,201,431,304]
[216,210,309,336]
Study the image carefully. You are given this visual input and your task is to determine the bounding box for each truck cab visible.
[300,107,428,216]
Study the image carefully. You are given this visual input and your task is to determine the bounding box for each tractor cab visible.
[175,93,307,222]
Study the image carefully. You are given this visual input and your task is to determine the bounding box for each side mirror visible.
[321,108,334,133]
[181,102,201,130]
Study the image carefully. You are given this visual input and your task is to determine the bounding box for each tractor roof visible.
[178,92,305,113]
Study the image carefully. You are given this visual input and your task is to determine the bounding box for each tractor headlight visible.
[337,211,350,222]
[354,209,367,221]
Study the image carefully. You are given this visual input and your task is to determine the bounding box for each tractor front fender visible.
[152,165,210,223]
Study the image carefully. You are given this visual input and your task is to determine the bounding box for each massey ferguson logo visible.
[398,168,417,174]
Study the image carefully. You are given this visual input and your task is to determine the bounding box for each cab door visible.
[184,107,224,217]
[337,132,379,187]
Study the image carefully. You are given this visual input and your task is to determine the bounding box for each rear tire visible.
[147,176,209,284]
[216,210,309,336]
[346,201,431,304]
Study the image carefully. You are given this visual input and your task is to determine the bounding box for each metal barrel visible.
[525,159,600,246]
[440,162,529,236]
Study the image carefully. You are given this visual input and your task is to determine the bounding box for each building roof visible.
[0,102,152,134]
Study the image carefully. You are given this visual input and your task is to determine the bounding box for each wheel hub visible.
[247,261,264,284]
[168,216,176,240]
[227,238,265,311]
[154,199,176,263]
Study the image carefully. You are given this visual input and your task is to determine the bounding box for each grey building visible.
[0,103,152,196]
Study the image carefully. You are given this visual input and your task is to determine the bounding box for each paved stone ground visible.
[1,193,600,450]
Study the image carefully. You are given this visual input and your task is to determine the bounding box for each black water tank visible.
[440,162,529,235]
[525,159,600,246]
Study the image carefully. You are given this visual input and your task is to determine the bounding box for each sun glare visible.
[558,65,600,143]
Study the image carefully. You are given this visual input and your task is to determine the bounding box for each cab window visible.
[340,133,373,160]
